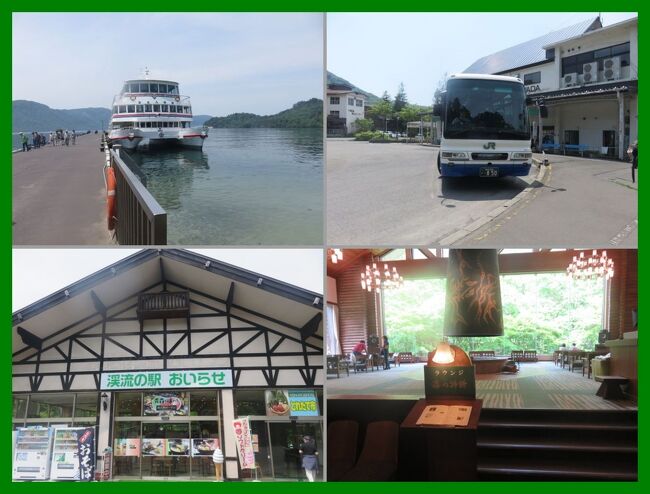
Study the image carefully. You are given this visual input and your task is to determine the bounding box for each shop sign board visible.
[232,417,255,469]
[100,369,233,390]
[265,389,319,417]
[144,392,188,416]
[76,427,95,482]
[423,366,476,399]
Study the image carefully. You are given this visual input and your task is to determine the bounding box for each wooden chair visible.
[327,420,359,481]
[339,421,399,481]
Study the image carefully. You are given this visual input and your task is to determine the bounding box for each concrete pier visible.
[13,134,114,245]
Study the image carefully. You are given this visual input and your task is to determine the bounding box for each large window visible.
[383,273,604,355]
[13,393,98,428]
[524,72,541,85]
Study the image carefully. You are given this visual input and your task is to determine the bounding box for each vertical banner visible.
[76,427,95,481]
[232,418,255,469]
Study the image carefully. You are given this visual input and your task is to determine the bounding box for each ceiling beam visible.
[159,257,167,290]
[90,290,107,319]
[226,282,235,314]
[17,326,43,350]
[300,313,322,340]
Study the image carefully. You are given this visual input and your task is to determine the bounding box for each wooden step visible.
[478,458,637,481]
[478,438,637,454]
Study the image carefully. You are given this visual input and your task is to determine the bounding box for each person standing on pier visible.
[64,130,70,146]
[72,130,76,145]
[20,132,28,152]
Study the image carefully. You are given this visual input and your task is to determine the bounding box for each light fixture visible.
[328,248,343,264]
[567,250,614,280]
[444,249,503,337]
[360,261,404,293]
[427,341,472,367]
[101,392,109,412]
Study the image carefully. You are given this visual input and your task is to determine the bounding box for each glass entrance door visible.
[268,422,322,481]
[141,423,190,479]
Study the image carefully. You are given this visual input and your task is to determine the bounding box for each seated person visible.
[352,340,367,357]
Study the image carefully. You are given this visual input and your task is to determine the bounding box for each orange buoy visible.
[106,166,117,230]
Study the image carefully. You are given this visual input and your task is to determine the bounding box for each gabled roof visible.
[327,72,381,105]
[13,249,323,355]
[464,17,602,75]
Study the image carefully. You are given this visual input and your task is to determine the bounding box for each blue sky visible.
[12,13,324,116]
[328,12,637,106]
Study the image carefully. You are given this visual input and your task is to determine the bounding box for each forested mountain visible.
[204,98,322,128]
[13,100,111,132]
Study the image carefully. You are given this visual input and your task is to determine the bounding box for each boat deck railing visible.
[108,144,167,245]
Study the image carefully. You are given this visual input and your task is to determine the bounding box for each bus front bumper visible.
[440,163,531,178]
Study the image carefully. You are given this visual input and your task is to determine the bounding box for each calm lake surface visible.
[129,128,323,245]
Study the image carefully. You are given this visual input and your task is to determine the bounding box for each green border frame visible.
[6,3,643,492]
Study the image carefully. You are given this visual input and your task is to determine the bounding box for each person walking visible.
[212,443,224,481]
[631,140,638,183]
[64,130,70,146]
[298,435,318,482]
[72,129,76,145]
[381,335,390,369]
[20,132,28,152]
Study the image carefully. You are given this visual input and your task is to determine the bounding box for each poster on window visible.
[143,392,188,416]
[142,439,167,456]
[166,439,190,456]
[114,438,141,457]
[265,390,290,416]
[287,390,319,416]
[232,418,255,469]
[75,427,95,482]
[191,438,219,456]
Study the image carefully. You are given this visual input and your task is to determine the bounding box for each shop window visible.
[235,389,266,416]
[13,395,27,419]
[113,421,141,478]
[74,393,98,417]
[27,394,74,418]
[190,390,218,416]
[115,392,142,416]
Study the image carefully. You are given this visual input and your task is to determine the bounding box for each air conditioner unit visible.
[563,73,579,87]
[603,56,621,80]
[582,62,599,84]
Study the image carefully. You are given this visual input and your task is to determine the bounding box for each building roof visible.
[464,17,602,75]
[542,16,637,49]
[13,249,323,356]
[327,72,381,105]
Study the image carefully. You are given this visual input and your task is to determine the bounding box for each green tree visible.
[368,93,393,132]
[354,118,374,133]
[393,83,408,118]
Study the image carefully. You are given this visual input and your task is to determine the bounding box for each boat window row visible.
[134,121,190,128]
[122,82,179,95]
[114,105,191,114]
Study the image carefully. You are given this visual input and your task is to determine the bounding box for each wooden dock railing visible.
[107,144,167,245]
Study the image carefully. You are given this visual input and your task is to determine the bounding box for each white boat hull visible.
[108,129,144,150]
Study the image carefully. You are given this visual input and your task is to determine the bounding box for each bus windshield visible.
[444,78,529,140]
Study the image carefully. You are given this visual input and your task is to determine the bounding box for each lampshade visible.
[444,249,503,337]
[427,342,472,367]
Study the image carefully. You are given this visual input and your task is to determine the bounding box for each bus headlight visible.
[511,152,532,160]
[441,152,469,160]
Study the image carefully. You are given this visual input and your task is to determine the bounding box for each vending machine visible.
[13,427,54,480]
[50,428,84,480]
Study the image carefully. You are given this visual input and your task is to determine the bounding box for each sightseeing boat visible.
[108,75,208,151]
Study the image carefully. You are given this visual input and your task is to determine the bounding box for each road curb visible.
[439,161,550,246]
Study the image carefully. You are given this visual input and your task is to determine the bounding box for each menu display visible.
[167,439,190,456]
[114,438,141,457]
[143,392,188,416]
[191,438,218,457]
[142,439,167,456]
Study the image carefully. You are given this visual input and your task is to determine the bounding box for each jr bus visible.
[434,73,532,178]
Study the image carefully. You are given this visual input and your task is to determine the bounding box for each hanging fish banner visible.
[76,427,95,482]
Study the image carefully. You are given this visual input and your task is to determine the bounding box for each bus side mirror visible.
[433,103,442,117]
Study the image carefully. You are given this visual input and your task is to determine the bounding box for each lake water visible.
[128,128,323,245]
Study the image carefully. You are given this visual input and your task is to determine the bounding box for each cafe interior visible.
[325,248,637,482]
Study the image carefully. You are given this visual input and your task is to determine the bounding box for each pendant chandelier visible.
[360,262,404,293]
[328,248,343,264]
[567,250,615,281]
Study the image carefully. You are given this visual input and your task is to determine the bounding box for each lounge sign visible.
[100,369,233,390]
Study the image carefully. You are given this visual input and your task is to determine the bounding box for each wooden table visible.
[596,376,629,400]
[400,398,482,481]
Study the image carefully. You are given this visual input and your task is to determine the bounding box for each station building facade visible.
[465,16,638,160]
[12,249,324,481]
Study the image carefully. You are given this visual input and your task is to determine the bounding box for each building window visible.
[356,99,363,107]
[119,105,127,113]
[545,48,555,60]
[235,389,267,416]
[330,96,340,105]
[348,97,354,105]
[161,105,169,113]
[145,104,152,112]
[561,42,630,76]
[330,111,340,117]
[153,105,161,113]
[524,72,541,85]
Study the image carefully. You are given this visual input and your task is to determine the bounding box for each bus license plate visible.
[480,167,499,177]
